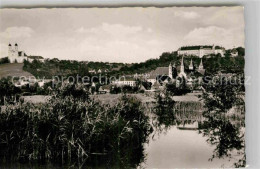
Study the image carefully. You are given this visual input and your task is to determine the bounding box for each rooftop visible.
[149,67,169,79]
[179,45,224,51]
[27,56,44,59]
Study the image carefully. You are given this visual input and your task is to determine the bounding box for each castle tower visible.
[15,43,18,52]
[8,44,12,56]
[169,62,173,79]
[199,58,204,70]
[189,59,194,70]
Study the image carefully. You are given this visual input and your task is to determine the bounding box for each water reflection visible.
[143,100,245,168]
[0,97,245,169]
[199,112,245,167]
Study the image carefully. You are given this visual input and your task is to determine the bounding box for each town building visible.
[112,77,136,87]
[147,57,205,89]
[177,45,225,58]
[147,63,177,85]
[8,43,27,63]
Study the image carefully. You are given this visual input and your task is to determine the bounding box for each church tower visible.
[189,59,194,70]
[198,58,205,75]
[15,43,18,52]
[178,56,187,79]
[199,58,204,70]
[169,62,173,79]
[8,44,12,56]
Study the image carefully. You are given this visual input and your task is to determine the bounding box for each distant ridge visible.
[0,63,33,78]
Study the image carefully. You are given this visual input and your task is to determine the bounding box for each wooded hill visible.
[23,47,245,78]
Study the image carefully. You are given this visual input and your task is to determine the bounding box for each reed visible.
[0,85,151,168]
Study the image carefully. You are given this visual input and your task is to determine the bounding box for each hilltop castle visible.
[8,43,28,63]
[177,45,225,58]
[7,43,44,63]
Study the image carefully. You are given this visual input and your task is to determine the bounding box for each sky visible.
[0,7,244,63]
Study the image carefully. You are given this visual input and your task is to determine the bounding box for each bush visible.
[0,57,10,64]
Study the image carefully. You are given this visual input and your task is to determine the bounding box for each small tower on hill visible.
[15,43,18,52]
[189,59,194,70]
[198,58,204,70]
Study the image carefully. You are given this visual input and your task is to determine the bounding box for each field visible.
[0,63,33,78]
[20,93,202,105]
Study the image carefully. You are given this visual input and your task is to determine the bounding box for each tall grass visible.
[0,85,151,168]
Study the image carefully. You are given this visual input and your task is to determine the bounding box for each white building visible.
[112,77,136,87]
[8,43,44,63]
[8,43,27,63]
[177,45,225,58]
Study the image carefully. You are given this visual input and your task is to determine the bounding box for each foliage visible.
[199,116,244,162]
[142,81,152,90]
[23,59,91,79]
[0,78,21,105]
[166,78,190,96]
[110,86,122,94]
[153,90,176,126]
[110,85,140,94]
[0,57,10,65]
[200,75,245,167]
[23,47,244,81]
[0,86,151,168]
[202,75,244,112]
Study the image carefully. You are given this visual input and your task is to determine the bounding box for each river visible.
[140,125,239,168]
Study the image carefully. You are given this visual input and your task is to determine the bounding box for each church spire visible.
[189,59,194,70]
[199,58,204,70]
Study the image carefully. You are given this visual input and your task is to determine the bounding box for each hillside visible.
[23,47,245,78]
[117,49,245,75]
[0,63,33,78]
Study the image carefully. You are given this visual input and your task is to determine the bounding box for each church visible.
[8,43,28,63]
[7,43,44,63]
[147,57,205,88]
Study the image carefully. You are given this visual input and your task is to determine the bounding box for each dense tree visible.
[0,57,10,64]
[200,75,245,167]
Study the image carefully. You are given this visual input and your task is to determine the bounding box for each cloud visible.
[73,23,163,62]
[183,26,244,48]
[174,11,200,19]
[0,43,8,58]
[76,23,143,38]
[77,34,164,63]
[0,27,34,39]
